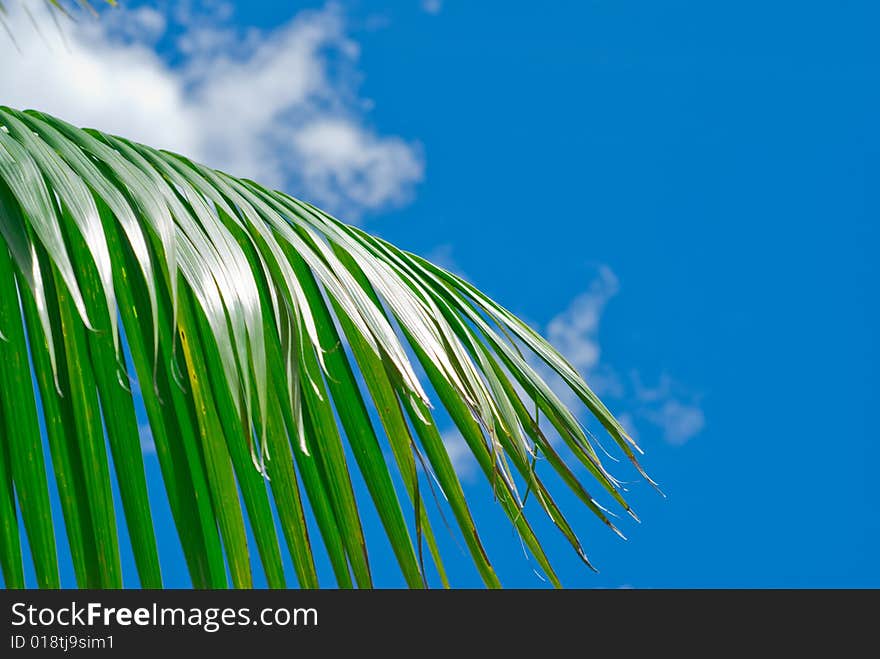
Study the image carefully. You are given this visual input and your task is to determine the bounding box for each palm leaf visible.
[0,106,652,588]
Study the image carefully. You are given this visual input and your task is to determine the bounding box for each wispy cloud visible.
[540,265,625,409]
[108,5,168,43]
[643,399,705,446]
[441,430,478,482]
[546,265,618,375]
[439,265,703,482]
[541,266,704,446]
[0,1,423,220]
[420,0,444,15]
[631,372,704,445]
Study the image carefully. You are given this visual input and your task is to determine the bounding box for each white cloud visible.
[441,429,477,481]
[0,2,423,219]
[644,400,705,446]
[632,372,703,445]
[538,266,704,447]
[105,6,167,43]
[421,0,444,15]
[434,265,704,495]
[533,265,621,409]
[293,118,423,212]
[546,265,619,374]
[632,372,673,403]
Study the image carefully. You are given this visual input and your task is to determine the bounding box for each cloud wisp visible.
[441,429,478,482]
[546,265,618,375]
[0,2,423,220]
[541,267,704,446]
[631,373,705,445]
[437,264,704,481]
[420,0,444,16]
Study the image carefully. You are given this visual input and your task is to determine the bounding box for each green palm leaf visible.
[0,106,652,588]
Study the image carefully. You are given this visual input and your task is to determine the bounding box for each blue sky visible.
[1,0,877,588]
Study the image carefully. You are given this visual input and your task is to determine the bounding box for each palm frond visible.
[0,106,651,588]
